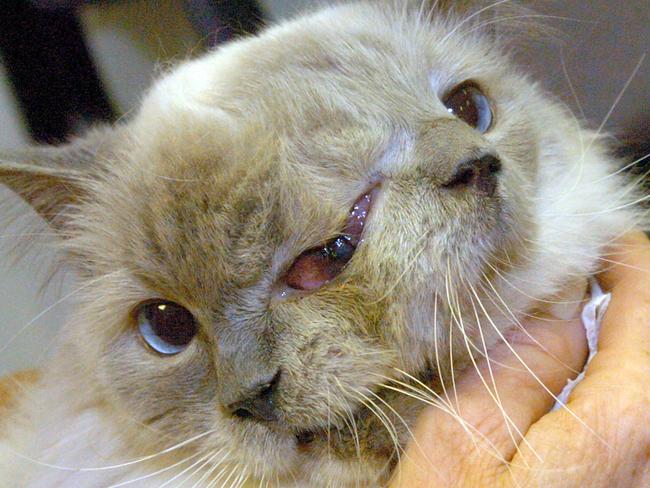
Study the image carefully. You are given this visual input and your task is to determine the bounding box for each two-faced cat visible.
[0,1,644,486]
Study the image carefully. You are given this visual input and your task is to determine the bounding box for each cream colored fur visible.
[0,1,644,486]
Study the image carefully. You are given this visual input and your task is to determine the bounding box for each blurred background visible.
[0,0,647,376]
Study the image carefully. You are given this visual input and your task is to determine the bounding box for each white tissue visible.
[551,279,611,411]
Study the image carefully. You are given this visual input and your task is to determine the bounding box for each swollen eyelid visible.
[344,192,372,245]
[283,186,378,291]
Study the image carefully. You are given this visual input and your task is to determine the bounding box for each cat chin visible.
[204,385,420,486]
[298,458,388,488]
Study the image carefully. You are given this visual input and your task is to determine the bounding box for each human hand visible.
[389,232,650,487]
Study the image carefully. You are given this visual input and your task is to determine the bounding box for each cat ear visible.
[0,127,119,231]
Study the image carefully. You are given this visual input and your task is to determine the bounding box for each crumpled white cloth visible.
[552,279,611,411]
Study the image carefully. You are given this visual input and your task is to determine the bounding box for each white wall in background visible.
[263,0,318,20]
[80,0,200,114]
[0,62,27,150]
[0,59,68,375]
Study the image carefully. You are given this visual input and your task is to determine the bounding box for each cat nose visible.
[444,154,501,197]
[225,370,281,422]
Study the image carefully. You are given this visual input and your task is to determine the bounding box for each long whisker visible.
[590,151,650,184]
[585,54,646,156]
[370,373,451,412]
[158,450,217,488]
[593,255,650,274]
[466,279,610,447]
[466,280,542,463]
[208,465,238,488]
[482,259,583,305]
[205,463,233,488]
[2,428,217,472]
[344,395,362,466]
[448,263,528,462]
[227,469,249,488]
[445,257,462,415]
[431,293,454,409]
[0,270,121,354]
[555,192,650,218]
[189,449,228,488]
[391,369,452,412]
[255,463,270,488]
[365,387,445,480]
[175,453,218,488]
[338,380,402,467]
[331,377,362,463]
[106,451,204,487]
[478,273,582,375]
[441,0,513,43]
[391,367,510,464]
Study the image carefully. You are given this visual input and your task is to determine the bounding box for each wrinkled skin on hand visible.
[390,232,650,488]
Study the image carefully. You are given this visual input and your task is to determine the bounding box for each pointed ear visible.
[0,127,119,231]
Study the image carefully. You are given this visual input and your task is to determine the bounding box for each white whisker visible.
[107,451,203,487]
[158,450,218,488]
[586,54,646,155]
[466,280,610,447]
[1,428,216,472]
[0,270,120,354]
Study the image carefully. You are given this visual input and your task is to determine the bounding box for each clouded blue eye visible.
[443,81,493,133]
[137,301,198,355]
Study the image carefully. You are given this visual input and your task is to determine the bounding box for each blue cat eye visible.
[137,301,198,355]
[443,81,493,133]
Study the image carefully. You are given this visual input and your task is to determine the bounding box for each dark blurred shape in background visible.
[0,0,263,144]
[0,2,113,143]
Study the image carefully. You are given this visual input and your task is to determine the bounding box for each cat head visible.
[0,1,639,485]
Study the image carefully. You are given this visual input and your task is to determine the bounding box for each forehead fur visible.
[93,1,530,301]
[131,1,516,153]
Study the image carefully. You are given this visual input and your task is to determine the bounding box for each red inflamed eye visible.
[285,189,376,291]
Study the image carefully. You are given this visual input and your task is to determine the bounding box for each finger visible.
[390,310,588,487]
[576,231,650,396]
[597,231,650,291]
[568,231,650,405]
[505,233,650,486]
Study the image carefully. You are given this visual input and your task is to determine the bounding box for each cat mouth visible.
[292,368,437,452]
[293,411,365,451]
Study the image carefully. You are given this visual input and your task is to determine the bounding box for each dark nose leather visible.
[444,154,501,196]
[225,370,280,422]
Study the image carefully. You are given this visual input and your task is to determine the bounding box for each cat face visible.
[0,1,638,486]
